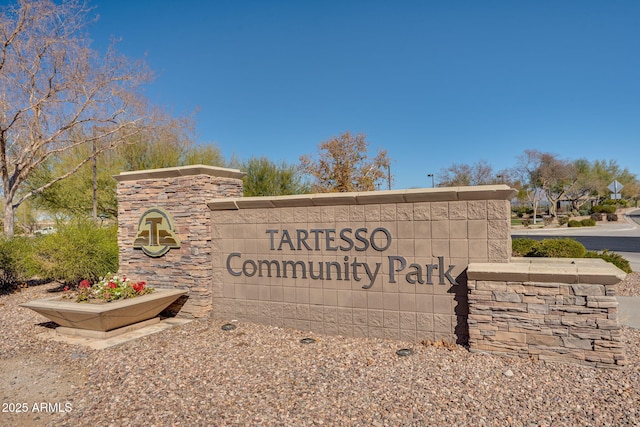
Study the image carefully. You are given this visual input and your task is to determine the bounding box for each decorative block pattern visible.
[209,186,516,344]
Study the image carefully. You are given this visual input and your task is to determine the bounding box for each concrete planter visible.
[20,289,187,332]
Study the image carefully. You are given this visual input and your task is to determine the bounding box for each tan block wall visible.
[467,258,627,368]
[209,186,516,344]
[115,166,245,318]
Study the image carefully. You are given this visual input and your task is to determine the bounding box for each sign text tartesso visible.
[225,227,458,289]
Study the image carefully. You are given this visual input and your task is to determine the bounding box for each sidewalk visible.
[618,297,640,329]
[512,213,640,236]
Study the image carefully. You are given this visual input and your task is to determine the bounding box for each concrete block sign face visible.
[133,207,181,257]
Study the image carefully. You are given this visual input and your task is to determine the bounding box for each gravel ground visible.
[2,274,640,427]
[616,272,640,298]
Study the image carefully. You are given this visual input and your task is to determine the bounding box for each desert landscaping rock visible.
[2,279,640,426]
[616,271,640,297]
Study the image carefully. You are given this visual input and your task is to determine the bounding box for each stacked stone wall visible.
[115,166,244,318]
[467,259,626,368]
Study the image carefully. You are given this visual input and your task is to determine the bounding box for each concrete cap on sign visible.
[234,198,277,209]
[468,258,626,285]
[114,164,247,182]
[207,185,517,210]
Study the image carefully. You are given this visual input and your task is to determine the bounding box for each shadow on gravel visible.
[37,321,59,329]
[0,278,55,296]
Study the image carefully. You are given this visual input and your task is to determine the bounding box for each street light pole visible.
[427,173,434,188]
[387,164,391,190]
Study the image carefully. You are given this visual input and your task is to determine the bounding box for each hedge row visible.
[568,218,596,227]
[592,205,617,214]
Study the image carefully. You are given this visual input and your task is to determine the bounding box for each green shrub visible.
[558,216,570,226]
[0,237,38,293]
[602,199,627,207]
[568,220,583,227]
[512,206,533,217]
[585,250,632,273]
[607,213,618,222]
[512,238,539,257]
[33,219,118,285]
[512,239,631,272]
[592,205,616,214]
[580,218,596,227]
[530,238,587,258]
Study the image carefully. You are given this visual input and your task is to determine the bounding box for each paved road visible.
[512,209,640,271]
[512,209,640,253]
[511,235,640,253]
[627,209,640,225]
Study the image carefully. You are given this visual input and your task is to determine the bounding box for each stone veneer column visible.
[467,258,627,368]
[115,165,245,318]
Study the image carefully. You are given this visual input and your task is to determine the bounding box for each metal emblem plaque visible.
[133,207,181,257]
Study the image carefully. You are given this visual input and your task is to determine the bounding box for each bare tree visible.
[563,159,598,211]
[437,160,500,187]
[0,0,150,236]
[536,153,574,217]
[28,110,227,220]
[299,131,390,193]
[513,150,546,223]
[516,150,573,218]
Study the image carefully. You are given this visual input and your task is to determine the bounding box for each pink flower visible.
[108,281,117,289]
[79,279,91,289]
[63,286,69,291]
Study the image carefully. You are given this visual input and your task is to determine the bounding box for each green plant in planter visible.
[63,273,153,303]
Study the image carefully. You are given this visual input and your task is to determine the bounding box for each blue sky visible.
[86,0,638,189]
